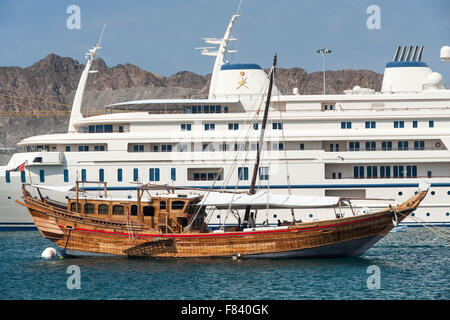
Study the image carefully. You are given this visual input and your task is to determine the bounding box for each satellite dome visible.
[426,72,443,85]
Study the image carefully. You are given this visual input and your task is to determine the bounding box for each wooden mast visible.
[242,54,277,229]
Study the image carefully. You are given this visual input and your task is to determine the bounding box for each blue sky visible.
[0,0,449,80]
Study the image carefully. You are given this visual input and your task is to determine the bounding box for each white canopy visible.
[30,184,76,193]
[197,191,340,209]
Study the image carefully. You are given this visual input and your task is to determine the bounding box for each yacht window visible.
[133,145,144,152]
[382,141,393,151]
[65,146,71,152]
[181,124,192,131]
[272,122,283,130]
[119,126,124,133]
[99,169,104,182]
[133,168,139,182]
[117,169,123,182]
[398,141,409,150]
[365,121,376,128]
[341,122,351,129]
[259,167,269,180]
[238,167,249,180]
[96,125,104,133]
[130,205,138,216]
[429,120,434,128]
[349,142,360,151]
[149,168,160,181]
[414,141,425,150]
[81,169,86,182]
[64,169,69,182]
[105,125,113,133]
[171,168,176,181]
[88,125,95,133]
[39,170,45,182]
[412,121,418,128]
[394,121,404,128]
[21,171,26,183]
[5,171,10,183]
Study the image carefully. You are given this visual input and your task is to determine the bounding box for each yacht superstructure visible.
[1,13,450,230]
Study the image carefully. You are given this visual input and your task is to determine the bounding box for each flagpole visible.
[26,160,32,184]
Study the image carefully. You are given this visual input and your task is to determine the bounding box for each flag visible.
[8,161,27,172]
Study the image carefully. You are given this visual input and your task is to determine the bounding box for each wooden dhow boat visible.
[17,55,430,259]
[17,181,429,258]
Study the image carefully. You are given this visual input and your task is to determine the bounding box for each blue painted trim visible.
[386,61,428,68]
[84,182,450,192]
[220,63,262,70]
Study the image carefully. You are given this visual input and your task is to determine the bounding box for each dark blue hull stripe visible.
[83,182,450,191]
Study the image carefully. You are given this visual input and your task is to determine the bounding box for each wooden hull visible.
[19,189,427,259]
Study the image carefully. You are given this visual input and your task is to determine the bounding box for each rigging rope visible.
[395,211,450,241]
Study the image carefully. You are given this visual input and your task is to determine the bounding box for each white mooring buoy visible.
[41,247,57,259]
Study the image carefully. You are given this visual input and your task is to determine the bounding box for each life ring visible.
[435,142,441,148]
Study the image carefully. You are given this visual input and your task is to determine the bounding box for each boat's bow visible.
[393,181,430,223]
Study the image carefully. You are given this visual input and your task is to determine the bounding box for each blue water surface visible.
[0,229,448,300]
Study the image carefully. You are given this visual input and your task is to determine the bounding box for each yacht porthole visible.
[446,212,449,217]
[426,213,430,217]
[7,196,11,199]
[309,214,313,218]
[273,214,277,218]
[431,191,435,195]
[412,213,415,217]
[216,215,220,219]
[398,191,403,196]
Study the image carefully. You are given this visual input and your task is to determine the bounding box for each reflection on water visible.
[0,229,448,299]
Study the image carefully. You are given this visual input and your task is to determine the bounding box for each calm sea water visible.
[0,229,448,300]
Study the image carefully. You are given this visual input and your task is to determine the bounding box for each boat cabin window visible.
[98,204,109,215]
[160,201,166,210]
[112,205,124,215]
[171,200,185,210]
[70,202,81,213]
[84,203,95,214]
[143,206,154,217]
[130,205,138,216]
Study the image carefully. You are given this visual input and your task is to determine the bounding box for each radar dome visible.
[440,45,450,61]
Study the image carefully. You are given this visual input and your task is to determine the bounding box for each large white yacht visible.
[1,12,450,230]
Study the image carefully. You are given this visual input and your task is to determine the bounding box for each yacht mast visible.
[242,54,277,229]
[67,25,105,133]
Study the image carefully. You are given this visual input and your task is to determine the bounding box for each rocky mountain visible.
[0,54,382,164]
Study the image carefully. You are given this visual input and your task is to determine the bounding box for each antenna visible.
[236,0,244,15]
[97,23,106,47]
